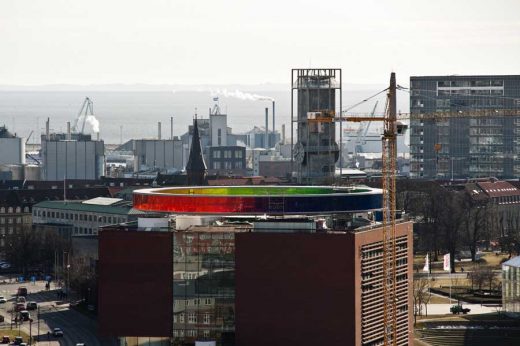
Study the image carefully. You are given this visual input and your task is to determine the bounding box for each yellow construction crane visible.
[345,73,404,345]
[343,75,520,345]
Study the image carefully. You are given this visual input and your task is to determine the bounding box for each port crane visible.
[72,97,94,134]
[354,101,378,154]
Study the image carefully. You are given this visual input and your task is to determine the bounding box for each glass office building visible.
[410,75,520,179]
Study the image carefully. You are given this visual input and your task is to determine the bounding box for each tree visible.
[5,225,70,276]
[460,194,491,262]
[413,278,430,325]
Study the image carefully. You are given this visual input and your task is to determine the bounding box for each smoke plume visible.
[77,114,100,133]
[211,89,274,102]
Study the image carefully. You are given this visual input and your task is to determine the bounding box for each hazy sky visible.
[2,0,520,86]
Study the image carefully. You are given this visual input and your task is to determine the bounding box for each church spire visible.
[186,117,207,185]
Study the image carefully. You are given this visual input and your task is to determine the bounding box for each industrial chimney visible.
[66,122,71,140]
[272,101,275,143]
[265,107,269,149]
[158,122,162,140]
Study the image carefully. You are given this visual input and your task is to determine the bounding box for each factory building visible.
[242,126,280,149]
[208,146,246,176]
[133,139,184,173]
[41,120,105,181]
[409,75,520,179]
[0,126,25,166]
[292,69,341,184]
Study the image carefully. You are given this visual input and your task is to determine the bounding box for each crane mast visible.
[345,73,400,345]
[382,72,398,346]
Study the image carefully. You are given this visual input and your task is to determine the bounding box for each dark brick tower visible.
[186,118,207,185]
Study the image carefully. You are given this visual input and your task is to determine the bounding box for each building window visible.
[188,312,197,323]
[218,129,222,146]
[213,150,221,159]
[224,150,232,158]
[213,162,221,169]
[203,330,210,338]
[204,298,211,305]
[203,313,211,324]
[224,161,232,169]
[179,313,185,323]
[235,150,243,158]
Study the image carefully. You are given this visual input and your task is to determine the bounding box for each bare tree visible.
[413,278,430,325]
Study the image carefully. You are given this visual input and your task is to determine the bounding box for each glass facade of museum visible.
[173,231,236,344]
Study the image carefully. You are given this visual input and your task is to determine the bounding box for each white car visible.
[0,296,6,303]
[52,328,63,337]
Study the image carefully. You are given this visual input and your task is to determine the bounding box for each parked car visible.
[52,327,63,337]
[17,287,27,297]
[19,310,30,321]
[450,304,471,314]
[14,303,25,312]
[26,302,37,310]
[0,296,6,304]
[1,336,9,344]
[13,336,23,345]
[0,315,4,322]
[16,296,26,303]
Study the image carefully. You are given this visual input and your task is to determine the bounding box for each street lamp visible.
[29,318,33,345]
[37,306,40,342]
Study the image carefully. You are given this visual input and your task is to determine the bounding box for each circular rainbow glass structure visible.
[133,186,382,215]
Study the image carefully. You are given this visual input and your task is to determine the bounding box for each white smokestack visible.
[158,122,162,140]
[67,122,71,140]
[265,108,269,149]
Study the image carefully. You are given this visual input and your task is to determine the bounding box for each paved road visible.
[424,303,499,315]
[0,279,117,346]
